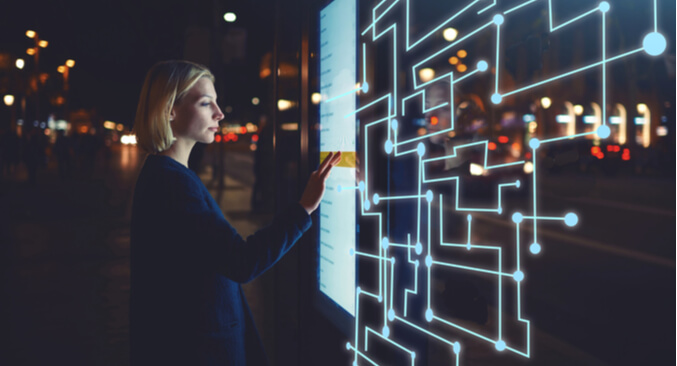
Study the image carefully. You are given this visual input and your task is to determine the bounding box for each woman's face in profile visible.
[170,77,224,144]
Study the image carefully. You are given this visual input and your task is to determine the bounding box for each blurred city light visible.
[419,68,434,82]
[311,92,322,105]
[443,27,458,42]
[38,40,48,48]
[4,95,15,106]
[281,123,298,131]
[66,59,75,68]
[637,103,647,113]
[224,12,237,22]
[540,97,552,109]
[573,104,584,116]
[457,49,467,58]
[469,163,485,176]
[277,99,294,111]
[103,121,116,130]
[456,64,467,72]
[57,65,66,73]
[26,48,36,56]
[448,56,459,65]
[15,59,25,69]
[523,161,534,174]
[26,30,36,38]
[251,97,260,105]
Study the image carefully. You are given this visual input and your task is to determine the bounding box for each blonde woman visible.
[130,60,340,365]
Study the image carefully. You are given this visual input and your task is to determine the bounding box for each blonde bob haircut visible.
[134,60,215,154]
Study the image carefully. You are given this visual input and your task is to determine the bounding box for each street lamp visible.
[4,95,14,106]
[16,59,25,69]
[26,30,48,123]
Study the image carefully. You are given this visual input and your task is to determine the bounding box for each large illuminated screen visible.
[318,0,357,316]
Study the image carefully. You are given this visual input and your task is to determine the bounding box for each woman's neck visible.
[158,138,195,168]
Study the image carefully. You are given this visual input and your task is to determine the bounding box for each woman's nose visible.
[214,107,225,121]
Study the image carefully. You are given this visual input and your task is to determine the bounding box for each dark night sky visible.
[0,0,274,126]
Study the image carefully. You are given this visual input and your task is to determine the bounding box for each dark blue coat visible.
[130,154,311,365]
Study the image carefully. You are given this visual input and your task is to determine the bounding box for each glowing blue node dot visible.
[496,340,506,351]
[391,257,396,264]
[415,259,420,267]
[346,342,351,350]
[356,286,362,294]
[512,212,523,224]
[417,142,426,156]
[467,214,472,222]
[493,14,504,25]
[384,140,393,154]
[362,82,369,94]
[411,352,416,360]
[466,243,472,251]
[364,199,371,210]
[373,193,380,205]
[378,295,383,303]
[415,242,423,255]
[353,361,358,366]
[515,180,521,188]
[337,184,342,193]
[425,308,433,322]
[388,308,395,321]
[564,212,578,227]
[425,255,433,268]
[497,207,503,215]
[597,124,611,139]
[453,342,461,354]
[513,270,524,282]
[382,325,390,338]
[491,93,502,104]
[349,248,354,256]
[530,243,541,255]
[529,138,541,149]
[477,60,488,72]
[358,181,365,193]
[599,1,610,12]
[426,190,433,202]
[381,237,389,249]
[643,32,667,56]
[391,119,399,130]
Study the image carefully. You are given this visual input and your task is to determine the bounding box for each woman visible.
[129,60,340,365]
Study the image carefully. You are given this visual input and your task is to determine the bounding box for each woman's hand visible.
[299,151,342,215]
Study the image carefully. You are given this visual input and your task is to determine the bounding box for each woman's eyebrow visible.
[201,94,216,99]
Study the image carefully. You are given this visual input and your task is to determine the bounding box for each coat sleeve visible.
[167,171,312,284]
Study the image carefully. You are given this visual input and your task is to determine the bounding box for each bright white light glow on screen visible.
[319,0,357,316]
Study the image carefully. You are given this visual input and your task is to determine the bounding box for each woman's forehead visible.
[188,78,216,97]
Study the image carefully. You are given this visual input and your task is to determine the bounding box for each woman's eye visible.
[201,102,210,106]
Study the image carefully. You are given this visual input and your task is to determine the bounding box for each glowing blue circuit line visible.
[654,0,658,32]
[424,101,449,114]
[390,256,395,312]
[433,315,494,344]
[495,22,501,94]
[364,0,399,37]
[388,243,412,248]
[325,86,361,103]
[485,161,525,170]
[498,247,503,342]
[550,6,598,32]
[500,47,644,98]
[354,288,360,364]
[497,182,520,213]
[378,194,425,201]
[532,148,538,250]
[342,186,360,191]
[540,131,594,144]
[433,260,512,277]
[467,214,472,246]
[403,268,418,317]
[412,21,494,89]
[355,250,390,261]
[505,0,538,15]
[477,0,496,14]
[384,246,388,325]
[346,94,391,118]
[454,68,480,84]
[394,315,458,347]
[602,13,606,126]
[370,22,399,116]
[365,327,415,365]
[522,215,564,221]
[406,0,481,51]
[363,42,367,84]
[401,89,424,116]
[398,129,455,148]
[347,344,379,366]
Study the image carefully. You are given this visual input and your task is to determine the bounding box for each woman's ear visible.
[169,108,176,122]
